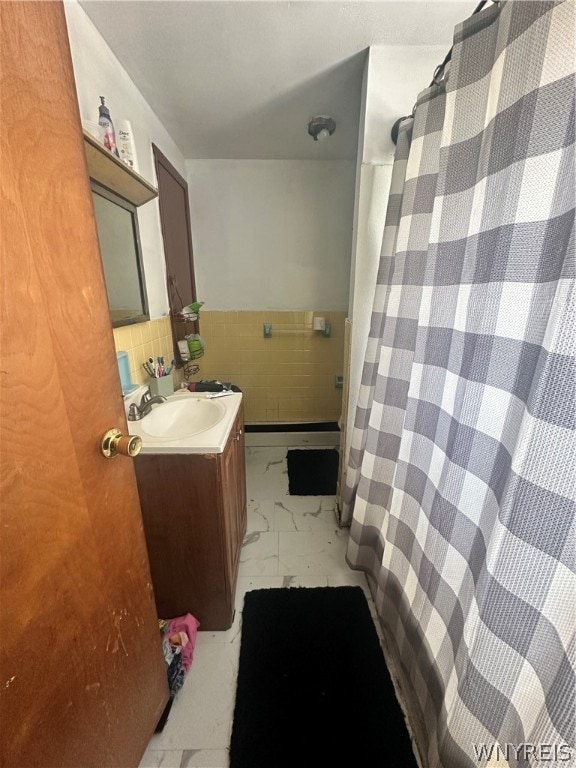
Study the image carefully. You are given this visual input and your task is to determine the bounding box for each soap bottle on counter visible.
[98,96,119,157]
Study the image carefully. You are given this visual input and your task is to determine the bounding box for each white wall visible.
[64,0,187,319]
[186,160,356,310]
[343,45,446,518]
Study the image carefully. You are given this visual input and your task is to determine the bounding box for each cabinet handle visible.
[235,430,242,441]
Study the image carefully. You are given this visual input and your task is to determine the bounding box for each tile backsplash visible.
[112,317,180,390]
[112,311,346,424]
[195,311,346,424]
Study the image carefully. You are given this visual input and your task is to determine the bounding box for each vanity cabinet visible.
[134,405,247,630]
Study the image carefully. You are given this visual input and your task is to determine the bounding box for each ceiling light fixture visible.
[307,116,336,142]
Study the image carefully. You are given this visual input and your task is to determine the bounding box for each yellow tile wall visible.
[111,312,346,423]
[194,311,346,424]
[112,317,182,391]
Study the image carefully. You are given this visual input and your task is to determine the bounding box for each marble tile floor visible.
[139,446,375,768]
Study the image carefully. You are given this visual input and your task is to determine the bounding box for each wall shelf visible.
[83,130,158,207]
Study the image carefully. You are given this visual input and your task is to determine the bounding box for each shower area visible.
[342,2,575,766]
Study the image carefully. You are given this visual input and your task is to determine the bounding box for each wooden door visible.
[152,145,198,361]
[0,4,168,767]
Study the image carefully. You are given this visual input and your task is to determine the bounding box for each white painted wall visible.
[361,46,446,167]
[64,0,187,319]
[186,160,356,310]
[342,45,446,520]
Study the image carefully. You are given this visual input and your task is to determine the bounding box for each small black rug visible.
[229,586,417,768]
[286,448,339,495]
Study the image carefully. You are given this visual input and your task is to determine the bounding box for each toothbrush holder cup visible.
[149,374,174,398]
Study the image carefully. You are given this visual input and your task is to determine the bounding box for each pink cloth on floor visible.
[167,613,200,672]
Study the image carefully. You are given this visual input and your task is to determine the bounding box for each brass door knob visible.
[101,428,142,458]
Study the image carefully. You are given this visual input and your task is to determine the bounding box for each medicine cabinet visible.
[84,131,158,327]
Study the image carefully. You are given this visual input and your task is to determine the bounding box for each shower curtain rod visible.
[430,0,496,86]
[390,0,498,145]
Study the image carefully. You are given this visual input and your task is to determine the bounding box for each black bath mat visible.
[286,448,339,495]
[230,586,417,768]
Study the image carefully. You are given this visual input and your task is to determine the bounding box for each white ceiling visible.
[79,0,477,160]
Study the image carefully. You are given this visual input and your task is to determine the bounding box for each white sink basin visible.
[127,391,242,454]
[138,396,226,438]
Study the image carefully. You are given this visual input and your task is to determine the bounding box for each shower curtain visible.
[344,2,575,766]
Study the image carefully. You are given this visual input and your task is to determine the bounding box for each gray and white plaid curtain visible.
[344,2,575,766]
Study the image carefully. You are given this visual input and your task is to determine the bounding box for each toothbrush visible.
[206,390,235,399]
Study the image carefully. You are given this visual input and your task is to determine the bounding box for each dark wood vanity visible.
[134,405,247,630]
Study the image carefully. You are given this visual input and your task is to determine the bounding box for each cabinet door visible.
[224,407,247,589]
[135,453,227,623]
[235,408,247,543]
[221,428,241,584]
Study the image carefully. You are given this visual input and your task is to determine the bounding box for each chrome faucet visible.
[127,389,167,421]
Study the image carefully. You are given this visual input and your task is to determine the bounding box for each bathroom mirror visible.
[91,181,150,327]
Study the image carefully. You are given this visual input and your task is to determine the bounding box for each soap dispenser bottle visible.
[98,96,119,157]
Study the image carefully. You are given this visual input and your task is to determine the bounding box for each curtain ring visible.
[432,63,445,85]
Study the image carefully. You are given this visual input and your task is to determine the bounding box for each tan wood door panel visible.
[0,3,168,766]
